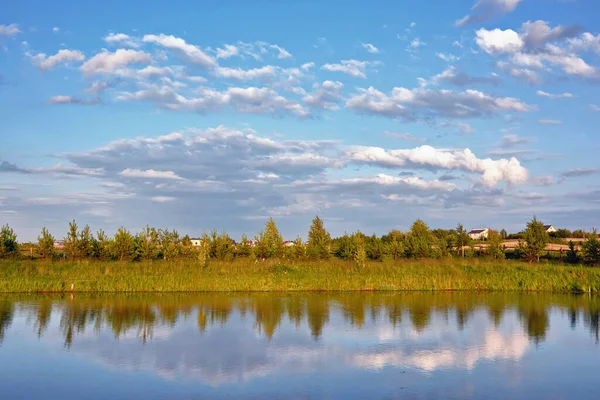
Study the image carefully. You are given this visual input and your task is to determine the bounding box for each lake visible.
[1,293,599,399]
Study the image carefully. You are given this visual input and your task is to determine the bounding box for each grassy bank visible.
[1,258,600,293]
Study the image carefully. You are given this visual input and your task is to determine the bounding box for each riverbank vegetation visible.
[1,258,600,293]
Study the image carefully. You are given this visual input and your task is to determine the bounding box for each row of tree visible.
[1,216,599,265]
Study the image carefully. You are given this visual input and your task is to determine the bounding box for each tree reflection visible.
[1,293,599,346]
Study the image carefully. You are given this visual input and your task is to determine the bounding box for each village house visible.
[190,238,203,247]
[468,228,489,241]
[283,240,295,247]
[544,225,557,233]
[53,240,65,249]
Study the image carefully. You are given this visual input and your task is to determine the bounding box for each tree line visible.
[0,216,599,265]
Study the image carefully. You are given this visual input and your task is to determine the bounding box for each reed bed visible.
[1,258,599,293]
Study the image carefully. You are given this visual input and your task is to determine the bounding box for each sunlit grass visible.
[1,258,599,293]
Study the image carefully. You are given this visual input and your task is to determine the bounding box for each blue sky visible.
[1,0,599,241]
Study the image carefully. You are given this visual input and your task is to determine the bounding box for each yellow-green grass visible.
[1,258,599,293]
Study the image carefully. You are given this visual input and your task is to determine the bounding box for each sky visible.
[1,0,599,241]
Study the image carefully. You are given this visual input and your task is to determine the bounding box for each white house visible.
[544,225,557,233]
[190,238,203,247]
[468,228,489,241]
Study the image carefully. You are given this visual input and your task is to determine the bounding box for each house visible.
[468,228,489,241]
[190,238,203,247]
[53,240,65,249]
[543,225,557,233]
[283,240,295,247]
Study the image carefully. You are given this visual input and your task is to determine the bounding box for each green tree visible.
[63,220,80,260]
[160,228,181,260]
[93,229,112,260]
[487,229,505,260]
[0,224,19,259]
[37,227,55,259]
[237,234,252,257]
[351,231,366,267]
[500,229,508,240]
[260,217,283,258]
[406,219,432,258]
[78,224,93,258]
[292,236,306,259]
[112,227,135,261]
[566,241,579,264]
[581,229,600,266]
[306,215,331,259]
[213,231,234,261]
[334,233,354,260]
[518,216,549,262]
[383,230,405,260]
[135,225,159,260]
[456,223,471,257]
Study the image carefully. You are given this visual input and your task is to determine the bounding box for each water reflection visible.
[1,293,599,399]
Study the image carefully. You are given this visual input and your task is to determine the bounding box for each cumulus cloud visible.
[48,95,101,105]
[476,22,600,82]
[321,60,376,78]
[383,131,427,142]
[538,119,561,124]
[498,134,534,148]
[151,196,176,202]
[103,33,140,48]
[117,85,310,118]
[431,66,501,86]
[269,44,292,59]
[216,44,239,59]
[344,145,528,187]
[346,85,532,120]
[591,104,600,112]
[31,49,85,70]
[536,90,573,99]
[456,0,523,27]
[119,168,186,180]
[80,49,151,75]
[560,168,598,178]
[361,43,380,54]
[302,81,344,110]
[214,66,278,81]
[143,34,217,68]
[0,23,20,36]
[496,61,540,84]
[436,53,460,62]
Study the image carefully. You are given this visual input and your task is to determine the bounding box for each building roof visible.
[543,225,554,230]
[468,228,487,234]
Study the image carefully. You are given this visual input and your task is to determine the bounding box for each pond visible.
[1,293,599,399]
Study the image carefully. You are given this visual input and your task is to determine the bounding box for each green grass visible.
[1,258,600,293]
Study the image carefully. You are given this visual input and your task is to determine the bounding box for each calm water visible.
[1,293,599,399]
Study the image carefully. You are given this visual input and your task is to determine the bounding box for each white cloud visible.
[48,95,100,105]
[137,65,175,78]
[32,49,85,70]
[27,164,104,176]
[476,28,523,55]
[361,43,380,54]
[151,196,176,202]
[408,37,426,49]
[302,81,344,110]
[269,44,292,59]
[498,134,533,148]
[431,66,501,86]
[536,90,573,99]
[52,27,60,33]
[214,66,278,81]
[321,59,375,78]
[119,168,185,180]
[436,53,460,62]
[456,0,523,27]
[569,32,600,54]
[143,34,216,68]
[0,24,20,36]
[346,86,532,119]
[216,44,239,59]
[538,119,561,124]
[103,33,140,48]
[301,62,315,72]
[496,61,540,84]
[384,132,427,142]
[591,104,600,112]
[344,145,529,187]
[80,49,151,75]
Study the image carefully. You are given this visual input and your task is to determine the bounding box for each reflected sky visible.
[1,293,599,399]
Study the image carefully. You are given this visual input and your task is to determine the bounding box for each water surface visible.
[1,293,599,399]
